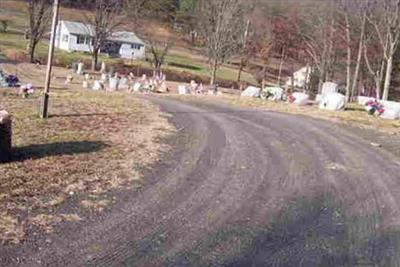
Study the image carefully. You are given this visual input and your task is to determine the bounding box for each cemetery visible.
[1,1,400,265]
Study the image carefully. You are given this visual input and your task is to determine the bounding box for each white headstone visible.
[133,82,142,92]
[291,92,309,106]
[321,82,338,95]
[101,73,108,82]
[119,77,129,90]
[92,80,104,91]
[65,75,73,84]
[357,96,376,105]
[381,100,400,120]
[0,110,10,124]
[264,87,284,101]
[158,81,168,93]
[178,85,190,95]
[315,94,324,103]
[101,62,106,73]
[109,78,119,91]
[241,86,261,98]
[380,109,400,120]
[319,93,345,111]
[77,62,84,75]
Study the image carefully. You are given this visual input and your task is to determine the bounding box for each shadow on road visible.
[49,113,110,118]
[161,194,400,267]
[164,110,259,115]
[11,141,107,162]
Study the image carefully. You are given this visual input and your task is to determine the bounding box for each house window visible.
[85,37,92,45]
[62,34,69,42]
[131,44,141,50]
[77,35,85,44]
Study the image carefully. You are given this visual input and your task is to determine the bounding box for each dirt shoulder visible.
[163,94,400,161]
[167,94,400,134]
[0,87,175,244]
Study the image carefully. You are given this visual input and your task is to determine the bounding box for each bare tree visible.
[147,40,172,76]
[84,0,123,71]
[367,0,400,100]
[364,32,386,99]
[335,0,367,101]
[237,19,251,84]
[250,6,274,88]
[125,0,152,27]
[196,0,246,85]
[351,9,367,99]
[296,2,337,92]
[26,0,52,63]
[344,12,352,101]
[258,37,273,88]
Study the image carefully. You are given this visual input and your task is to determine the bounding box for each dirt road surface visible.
[2,96,400,267]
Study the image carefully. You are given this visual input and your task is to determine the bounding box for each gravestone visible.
[77,62,84,75]
[291,92,309,106]
[119,77,129,90]
[241,86,261,98]
[319,93,345,111]
[92,80,104,91]
[101,62,106,73]
[0,111,12,163]
[178,85,190,95]
[108,77,119,91]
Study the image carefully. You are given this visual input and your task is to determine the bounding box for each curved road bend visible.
[6,96,400,266]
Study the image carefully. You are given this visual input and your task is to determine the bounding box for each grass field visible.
[0,31,120,66]
[0,0,257,85]
[0,83,174,244]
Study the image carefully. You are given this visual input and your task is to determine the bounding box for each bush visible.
[0,19,9,33]
[4,49,27,62]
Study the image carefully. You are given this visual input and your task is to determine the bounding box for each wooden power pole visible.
[40,0,60,119]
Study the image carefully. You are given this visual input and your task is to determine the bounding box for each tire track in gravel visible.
[4,96,400,267]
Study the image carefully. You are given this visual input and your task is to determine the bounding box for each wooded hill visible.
[3,0,400,100]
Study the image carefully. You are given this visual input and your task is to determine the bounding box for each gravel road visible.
[2,96,400,267]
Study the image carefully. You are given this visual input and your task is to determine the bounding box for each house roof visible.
[60,20,145,45]
[108,31,145,45]
[62,20,95,36]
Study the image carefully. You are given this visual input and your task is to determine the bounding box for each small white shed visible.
[286,66,311,88]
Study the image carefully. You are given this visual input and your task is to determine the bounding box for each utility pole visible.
[40,0,59,119]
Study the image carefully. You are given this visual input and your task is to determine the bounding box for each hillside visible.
[0,0,260,86]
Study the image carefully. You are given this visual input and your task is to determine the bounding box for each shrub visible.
[0,19,9,33]
[4,49,27,62]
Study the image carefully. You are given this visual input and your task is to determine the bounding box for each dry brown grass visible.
[173,94,400,134]
[0,76,174,243]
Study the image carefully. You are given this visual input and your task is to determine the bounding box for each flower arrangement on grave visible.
[287,94,296,103]
[20,84,35,98]
[365,99,385,116]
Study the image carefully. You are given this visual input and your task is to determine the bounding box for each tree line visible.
[25,0,400,100]
[244,0,400,101]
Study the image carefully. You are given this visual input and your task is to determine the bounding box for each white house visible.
[55,20,146,59]
[107,31,146,59]
[285,66,311,88]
